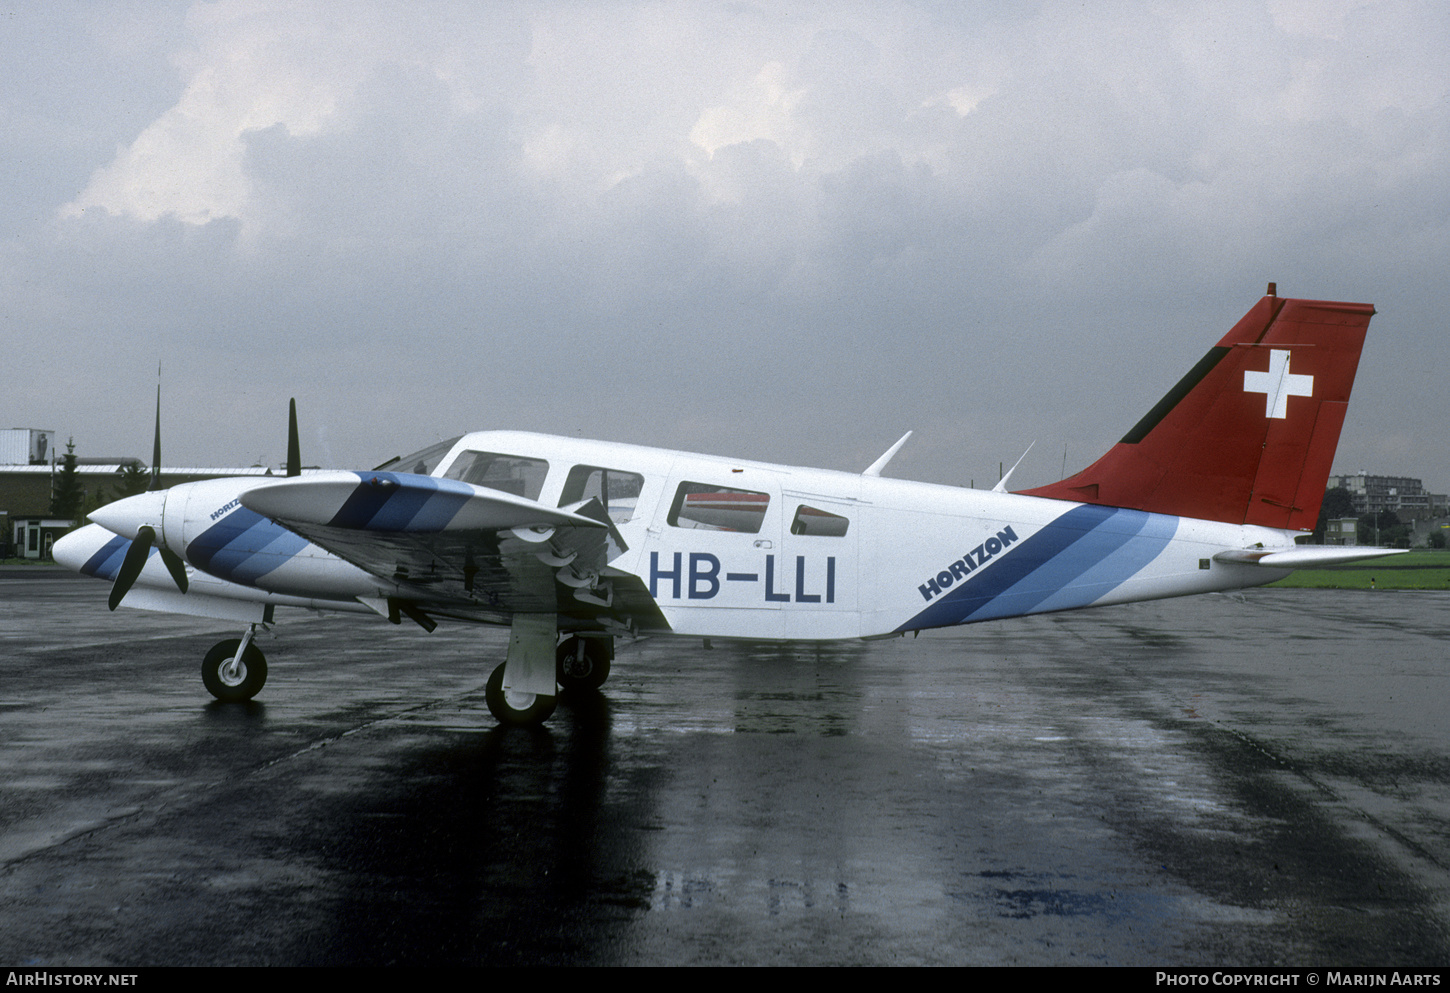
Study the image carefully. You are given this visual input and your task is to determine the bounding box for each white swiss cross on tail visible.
[1243,348,1313,418]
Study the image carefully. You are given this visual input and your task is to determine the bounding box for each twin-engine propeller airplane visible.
[54,286,1402,727]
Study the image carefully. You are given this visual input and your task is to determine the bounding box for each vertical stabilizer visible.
[1018,287,1375,530]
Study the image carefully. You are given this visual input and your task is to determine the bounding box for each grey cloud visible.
[5,1,1445,490]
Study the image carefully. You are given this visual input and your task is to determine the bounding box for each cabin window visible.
[444,451,549,501]
[791,504,849,537]
[668,482,769,534]
[558,466,645,524]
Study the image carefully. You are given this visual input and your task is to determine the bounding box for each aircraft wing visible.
[239,471,668,632]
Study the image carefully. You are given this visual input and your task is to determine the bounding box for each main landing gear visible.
[556,634,612,692]
[485,662,557,727]
[484,617,614,727]
[194,615,615,724]
[201,623,267,702]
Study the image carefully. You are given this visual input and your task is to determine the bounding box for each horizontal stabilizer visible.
[240,471,605,533]
[1213,546,1407,568]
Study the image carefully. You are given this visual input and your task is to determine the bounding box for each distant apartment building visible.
[1329,473,1450,521]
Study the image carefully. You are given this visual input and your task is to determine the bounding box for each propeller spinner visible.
[89,474,189,610]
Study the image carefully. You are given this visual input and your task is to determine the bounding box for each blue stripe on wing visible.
[327,472,473,531]
[897,504,1178,631]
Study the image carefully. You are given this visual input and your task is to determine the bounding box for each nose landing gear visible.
[201,623,267,702]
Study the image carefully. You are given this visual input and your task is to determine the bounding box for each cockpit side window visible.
[668,482,769,533]
[444,451,549,500]
[558,465,645,524]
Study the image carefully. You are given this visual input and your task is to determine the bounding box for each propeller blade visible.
[149,383,163,492]
[106,524,188,609]
[159,546,190,594]
[108,525,156,611]
[286,398,301,477]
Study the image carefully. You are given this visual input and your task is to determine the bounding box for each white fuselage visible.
[56,430,1296,639]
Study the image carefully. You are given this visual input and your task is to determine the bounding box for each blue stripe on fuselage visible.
[897,505,1178,632]
[187,507,309,586]
[1025,510,1177,616]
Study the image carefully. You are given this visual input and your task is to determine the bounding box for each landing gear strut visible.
[202,624,267,702]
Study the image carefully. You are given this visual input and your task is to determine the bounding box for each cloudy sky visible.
[5,1,1446,491]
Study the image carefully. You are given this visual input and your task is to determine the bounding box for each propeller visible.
[103,393,300,609]
[101,378,189,609]
[108,524,188,610]
[150,383,163,492]
[287,398,301,477]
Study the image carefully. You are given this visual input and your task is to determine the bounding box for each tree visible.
[88,460,150,514]
[1313,486,1356,543]
[115,461,150,498]
[1358,509,1410,548]
[50,438,85,519]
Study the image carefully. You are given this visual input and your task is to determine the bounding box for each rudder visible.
[1018,286,1375,530]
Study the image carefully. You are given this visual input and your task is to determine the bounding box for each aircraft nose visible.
[89,489,168,540]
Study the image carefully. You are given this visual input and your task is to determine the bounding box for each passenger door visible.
[643,467,786,638]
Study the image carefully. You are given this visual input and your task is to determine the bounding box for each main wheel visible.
[555,636,612,692]
[202,639,267,702]
[486,662,557,727]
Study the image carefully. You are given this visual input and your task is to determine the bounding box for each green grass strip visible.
[1269,550,1450,589]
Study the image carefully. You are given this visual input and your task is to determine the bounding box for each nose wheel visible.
[202,632,267,702]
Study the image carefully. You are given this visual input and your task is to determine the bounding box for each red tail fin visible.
[1019,287,1375,530]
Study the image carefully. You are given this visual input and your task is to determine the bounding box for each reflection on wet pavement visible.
[1,576,1447,965]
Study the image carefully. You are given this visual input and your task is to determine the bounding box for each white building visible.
[1330,473,1449,521]
[0,428,56,465]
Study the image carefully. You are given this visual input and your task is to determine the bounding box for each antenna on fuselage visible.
[992,441,1035,493]
[863,431,913,477]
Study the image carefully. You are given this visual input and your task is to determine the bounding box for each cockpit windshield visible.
[372,436,463,476]
[444,451,549,500]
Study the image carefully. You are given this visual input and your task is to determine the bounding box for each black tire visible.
[202,639,267,702]
[555,636,612,692]
[486,662,557,727]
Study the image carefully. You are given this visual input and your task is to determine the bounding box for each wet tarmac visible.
[1,568,1448,966]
